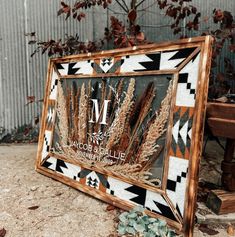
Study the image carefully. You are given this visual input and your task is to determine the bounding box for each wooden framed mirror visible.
[36,36,213,236]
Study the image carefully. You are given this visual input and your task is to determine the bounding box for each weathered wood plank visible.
[206,190,235,215]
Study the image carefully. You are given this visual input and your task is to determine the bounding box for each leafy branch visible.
[30,34,104,57]
[156,0,200,35]
[27,0,235,98]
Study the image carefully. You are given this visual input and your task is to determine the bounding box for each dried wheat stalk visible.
[106,78,135,149]
[78,83,88,144]
[109,79,124,122]
[86,81,99,141]
[87,80,93,142]
[130,82,155,131]
[55,145,161,187]
[106,82,114,124]
[136,81,173,164]
[72,86,80,141]
[56,81,69,146]
[101,83,114,145]
[125,82,155,162]
[66,86,72,142]
[56,78,170,187]
[71,85,76,138]
[101,79,107,103]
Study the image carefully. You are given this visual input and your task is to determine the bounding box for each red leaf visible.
[166,7,178,19]
[61,1,68,8]
[26,96,35,105]
[34,117,39,125]
[213,9,224,23]
[25,32,36,37]
[136,32,145,42]
[77,13,85,21]
[128,9,137,23]
[73,12,77,19]
[28,40,37,45]
[57,8,64,16]
[58,1,71,18]
[80,12,86,18]
[186,21,194,30]
[223,11,233,28]
[23,126,32,136]
[28,205,39,210]
[193,24,199,31]
[103,2,108,9]
[0,228,6,237]
[191,6,197,14]
[106,205,116,211]
[229,44,235,52]
[30,51,37,57]
[42,47,48,55]
[173,27,181,34]
[65,11,71,20]
[158,0,167,9]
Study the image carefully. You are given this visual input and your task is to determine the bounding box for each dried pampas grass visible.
[106,78,135,149]
[55,76,173,187]
[87,81,93,141]
[109,79,124,122]
[72,86,80,141]
[55,146,161,187]
[56,81,69,146]
[137,81,173,164]
[78,83,88,144]
[125,82,155,162]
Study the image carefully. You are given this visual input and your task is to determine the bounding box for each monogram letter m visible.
[89,99,110,125]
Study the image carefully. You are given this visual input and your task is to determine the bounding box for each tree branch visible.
[120,0,129,12]
[107,6,127,15]
[115,0,129,13]
[136,0,158,20]
[135,0,147,9]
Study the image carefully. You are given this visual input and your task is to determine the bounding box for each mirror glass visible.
[51,74,173,188]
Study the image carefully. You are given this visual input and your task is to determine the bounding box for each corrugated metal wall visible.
[0,0,234,139]
[0,0,108,139]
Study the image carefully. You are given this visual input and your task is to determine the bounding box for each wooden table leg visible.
[221,139,235,191]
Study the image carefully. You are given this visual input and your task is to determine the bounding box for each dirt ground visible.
[0,143,233,237]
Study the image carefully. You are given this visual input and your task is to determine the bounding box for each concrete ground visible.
[0,143,234,237]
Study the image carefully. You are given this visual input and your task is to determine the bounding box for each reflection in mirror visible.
[51,75,173,188]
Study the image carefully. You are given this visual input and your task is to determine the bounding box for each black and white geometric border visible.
[107,177,178,221]
[166,156,189,219]
[42,156,81,181]
[49,69,59,100]
[175,53,200,108]
[55,47,197,76]
[38,44,206,228]
[42,157,178,222]
[41,130,52,160]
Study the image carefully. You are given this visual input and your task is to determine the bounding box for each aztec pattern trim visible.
[39,46,202,226]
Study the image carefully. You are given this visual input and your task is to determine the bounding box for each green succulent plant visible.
[117,206,176,237]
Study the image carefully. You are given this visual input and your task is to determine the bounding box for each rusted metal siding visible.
[0,0,234,139]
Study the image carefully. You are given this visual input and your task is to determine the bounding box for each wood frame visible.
[36,36,213,236]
